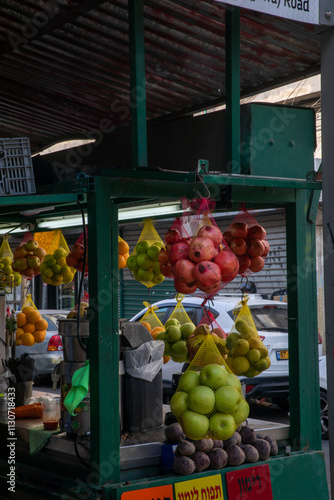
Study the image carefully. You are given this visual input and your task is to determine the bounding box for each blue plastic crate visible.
[0,137,36,195]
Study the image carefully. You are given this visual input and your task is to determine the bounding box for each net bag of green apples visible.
[158,294,196,364]
[225,296,270,377]
[40,231,76,286]
[223,206,270,277]
[170,329,249,441]
[0,236,21,289]
[126,218,165,288]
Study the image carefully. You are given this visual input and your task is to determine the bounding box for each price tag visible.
[226,464,273,500]
[121,484,174,500]
[175,475,224,499]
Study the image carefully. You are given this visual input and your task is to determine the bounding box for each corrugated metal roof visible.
[0,1,320,154]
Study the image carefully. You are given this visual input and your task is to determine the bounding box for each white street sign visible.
[214,0,319,25]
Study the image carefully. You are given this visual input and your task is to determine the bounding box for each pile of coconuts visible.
[164,422,278,476]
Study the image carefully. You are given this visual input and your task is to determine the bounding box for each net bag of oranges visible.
[170,332,249,441]
[225,296,270,377]
[40,232,76,286]
[0,236,21,289]
[139,301,164,333]
[223,206,270,277]
[118,236,129,270]
[16,295,48,347]
[126,219,165,288]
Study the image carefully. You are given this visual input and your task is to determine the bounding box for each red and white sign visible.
[121,485,174,500]
[214,0,319,25]
[226,464,273,500]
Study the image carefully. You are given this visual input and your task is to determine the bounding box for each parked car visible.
[15,309,69,382]
[130,293,327,438]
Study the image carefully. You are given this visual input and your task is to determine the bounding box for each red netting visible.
[197,309,227,340]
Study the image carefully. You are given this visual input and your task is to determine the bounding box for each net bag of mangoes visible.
[170,332,249,441]
[0,236,21,289]
[126,218,165,287]
[225,296,270,377]
[16,295,49,347]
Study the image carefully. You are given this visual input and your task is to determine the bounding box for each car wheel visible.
[320,390,329,440]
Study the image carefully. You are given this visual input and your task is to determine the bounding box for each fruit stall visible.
[0,1,332,500]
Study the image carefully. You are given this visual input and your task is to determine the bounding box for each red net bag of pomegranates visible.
[158,216,192,282]
[167,197,239,299]
[223,207,270,277]
[197,308,227,340]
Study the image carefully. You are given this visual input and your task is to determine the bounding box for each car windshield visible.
[228,305,288,331]
[43,314,66,331]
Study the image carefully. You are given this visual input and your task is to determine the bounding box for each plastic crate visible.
[0,137,36,195]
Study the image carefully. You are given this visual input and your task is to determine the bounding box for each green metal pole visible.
[129,0,148,168]
[286,189,321,451]
[88,177,120,484]
[225,7,240,174]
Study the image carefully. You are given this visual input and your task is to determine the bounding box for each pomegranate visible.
[223,230,233,246]
[197,225,223,248]
[193,261,222,288]
[160,263,173,277]
[173,259,195,283]
[179,237,192,245]
[174,279,197,294]
[198,281,222,295]
[230,222,249,239]
[249,256,265,273]
[238,254,251,274]
[214,248,239,280]
[262,240,270,257]
[247,239,265,257]
[221,266,239,283]
[230,237,247,256]
[188,237,215,263]
[158,249,169,265]
[169,242,189,265]
[71,244,85,259]
[247,224,266,240]
[165,228,181,245]
[212,327,226,339]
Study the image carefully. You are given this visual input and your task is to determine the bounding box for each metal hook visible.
[196,173,211,199]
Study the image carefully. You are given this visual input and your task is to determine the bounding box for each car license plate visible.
[276,350,289,360]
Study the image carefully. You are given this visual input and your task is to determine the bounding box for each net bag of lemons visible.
[40,231,76,286]
[170,330,249,441]
[0,236,21,290]
[16,295,49,347]
[225,296,270,377]
[126,218,165,287]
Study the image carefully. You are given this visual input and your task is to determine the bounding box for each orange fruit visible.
[27,310,41,324]
[21,332,35,346]
[15,339,22,346]
[140,321,151,332]
[16,327,24,340]
[36,318,48,331]
[118,240,129,256]
[23,323,36,334]
[22,306,35,316]
[34,330,46,343]
[151,326,165,340]
[118,254,126,269]
[163,356,171,364]
[17,312,27,328]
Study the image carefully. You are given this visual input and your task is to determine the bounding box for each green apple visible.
[163,341,172,356]
[215,386,242,414]
[225,373,242,393]
[171,352,189,363]
[178,370,200,392]
[188,386,215,414]
[2,257,11,266]
[226,332,241,351]
[127,255,139,272]
[165,325,181,343]
[137,268,154,282]
[47,257,56,267]
[170,391,188,418]
[151,272,164,284]
[53,247,67,260]
[171,340,187,358]
[156,331,166,340]
[137,253,153,270]
[147,244,161,261]
[135,240,151,254]
[3,265,12,275]
[154,241,164,249]
[199,364,228,390]
[209,413,236,441]
[180,322,196,340]
[232,399,249,425]
[182,410,209,440]
[235,319,249,334]
[152,261,161,273]
[25,240,39,251]
[52,264,61,274]
[165,318,181,328]
[15,258,28,271]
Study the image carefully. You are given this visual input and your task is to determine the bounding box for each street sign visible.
[214,0,320,25]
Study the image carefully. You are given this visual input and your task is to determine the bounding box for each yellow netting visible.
[140,301,164,331]
[118,235,129,269]
[225,295,270,377]
[0,236,20,290]
[21,294,38,311]
[34,231,60,254]
[167,294,192,326]
[127,219,164,288]
[0,237,13,259]
[171,333,249,441]
[40,231,76,286]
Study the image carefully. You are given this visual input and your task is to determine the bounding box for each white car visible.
[15,309,69,382]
